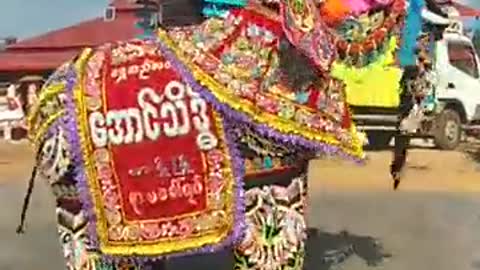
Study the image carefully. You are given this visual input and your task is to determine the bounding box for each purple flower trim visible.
[62,67,100,249]
[221,118,246,247]
[58,49,246,265]
[155,39,364,164]
[43,120,61,139]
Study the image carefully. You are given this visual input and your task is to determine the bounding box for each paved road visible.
[0,178,65,270]
[2,177,480,270]
[1,145,480,270]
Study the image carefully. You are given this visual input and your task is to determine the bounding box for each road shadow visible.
[167,228,391,270]
[305,228,392,270]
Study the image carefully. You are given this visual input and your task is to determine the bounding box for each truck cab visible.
[352,26,480,150]
[433,31,480,148]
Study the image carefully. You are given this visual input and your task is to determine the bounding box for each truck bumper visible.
[354,115,399,131]
[351,106,399,131]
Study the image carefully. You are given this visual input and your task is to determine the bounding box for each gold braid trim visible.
[27,82,67,149]
[157,29,364,159]
[73,46,237,255]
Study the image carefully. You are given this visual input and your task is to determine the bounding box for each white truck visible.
[353,23,480,150]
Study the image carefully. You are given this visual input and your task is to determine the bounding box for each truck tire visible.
[366,131,393,150]
[433,109,461,150]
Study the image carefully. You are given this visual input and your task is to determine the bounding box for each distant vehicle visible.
[351,22,480,150]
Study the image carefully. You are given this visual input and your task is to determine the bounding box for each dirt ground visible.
[1,139,479,191]
[1,140,480,270]
[0,141,34,183]
[310,143,480,193]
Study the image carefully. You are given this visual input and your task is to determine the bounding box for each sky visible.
[0,0,108,39]
[463,0,480,8]
[0,0,479,40]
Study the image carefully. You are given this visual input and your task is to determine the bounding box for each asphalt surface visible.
[1,177,480,270]
[1,144,480,270]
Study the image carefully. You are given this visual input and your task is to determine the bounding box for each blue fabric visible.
[398,0,425,67]
[202,0,246,17]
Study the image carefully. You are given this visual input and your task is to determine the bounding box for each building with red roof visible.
[0,0,477,79]
[0,0,202,80]
[0,0,144,118]
[0,0,141,76]
[0,0,202,113]
[1,0,476,91]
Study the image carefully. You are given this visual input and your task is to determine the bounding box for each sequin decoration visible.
[161,7,363,159]
[35,129,146,269]
[27,60,72,149]
[279,0,336,72]
[67,40,243,259]
[237,126,302,176]
[325,0,406,67]
[234,175,308,270]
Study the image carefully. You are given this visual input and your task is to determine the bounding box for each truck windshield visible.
[447,42,479,78]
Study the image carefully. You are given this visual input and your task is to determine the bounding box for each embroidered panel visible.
[66,40,243,259]
[234,174,308,270]
[237,126,301,177]
[321,0,405,67]
[162,8,364,160]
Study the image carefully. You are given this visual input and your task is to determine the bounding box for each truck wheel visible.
[366,131,393,150]
[433,109,461,150]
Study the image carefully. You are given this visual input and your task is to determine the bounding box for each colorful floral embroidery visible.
[234,175,307,270]
[237,127,300,176]
[68,41,243,258]
[160,8,363,159]
[327,0,405,67]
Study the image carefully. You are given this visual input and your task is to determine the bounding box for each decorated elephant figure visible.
[18,1,366,270]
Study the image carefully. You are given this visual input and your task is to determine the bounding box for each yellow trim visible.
[27,82,68,149]
[31,110,64,145]
[331,37,402,108]
[72,46,236,256]
[157,29,364,159]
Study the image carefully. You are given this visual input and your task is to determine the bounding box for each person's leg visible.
[391,132,409,188]
[234,171,308,270]
[390,70,417,190]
